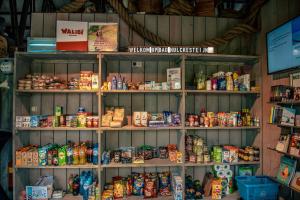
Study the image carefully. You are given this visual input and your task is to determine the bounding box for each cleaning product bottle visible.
[112,76,117,90]
[117,74,123,90]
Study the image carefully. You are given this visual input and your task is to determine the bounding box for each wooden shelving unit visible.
[185,161,260,167]
[101,125,183,131]
[16,127,99,131]
[269,101,300,106]
[185,90,260,94]
[269,177,300,193]
[267,147,300,159]
[16,89,98,94]
[268,98,300,197]
[15,164,98,169]
[185,126,260,130]
[13,52,261,199]
[101,90,183,93]
[101,159,182,168]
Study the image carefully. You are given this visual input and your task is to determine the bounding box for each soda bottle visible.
[86,141,93,163]
[47,149,53,166]
[67,174,74,193]
[73,144,80,165]
[79,143,87,165]
[52,148,59,166]
[58,145,67,166]
[93,143,98,165]
[72,175,80,196]
[67,145,73,165]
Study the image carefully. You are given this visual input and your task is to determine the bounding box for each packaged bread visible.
[133,112,141,127]
[113,108,124,122]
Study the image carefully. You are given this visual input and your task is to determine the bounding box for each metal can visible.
[66,116,72,127]
[232,113,237,127]
[55,106,63,116]
[194,115,199,126]
[60,115,66,127]
[47,116,53,127]
[53,116,60,127]
[86,116,93,128]
[188,115,195,127]
[196,154,203,163]
[47,150,53,166]
[77,113,87,128]
[93,117,99,127]
[212,79,217,90]
[204,153,210,163]
[70,116,77,128]
[206,80,212,90]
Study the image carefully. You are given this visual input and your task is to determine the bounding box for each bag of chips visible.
[132,173,144,196]
[158,172,171,196]
[144,173,158,198]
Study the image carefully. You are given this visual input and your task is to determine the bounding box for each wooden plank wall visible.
[259,0,300,179]
[259,1,300,199]
[26,12,259,188]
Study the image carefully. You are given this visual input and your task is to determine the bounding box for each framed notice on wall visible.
[88,23,118,52]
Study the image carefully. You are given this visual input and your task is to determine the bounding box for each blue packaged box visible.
[27,37,56,52]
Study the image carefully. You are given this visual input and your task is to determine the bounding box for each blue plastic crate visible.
[235,176,279,200]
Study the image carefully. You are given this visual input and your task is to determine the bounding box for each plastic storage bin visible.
[235,176,279,200]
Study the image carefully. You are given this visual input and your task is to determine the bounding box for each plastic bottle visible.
[79,143,87,165]
[86,142,93,163]
[226,72,233,91]
[93,143,98,165]
[107,81,112,90]
[67,143,73,165]
[80,171,86,195]
[112,76,117,90]
[67,174,74,193]
[83,173,92,200]
[117,74,123,90]
[72,175,80,196]
[73,144,79,165]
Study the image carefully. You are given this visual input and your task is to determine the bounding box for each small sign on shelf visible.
[128,46,214,54]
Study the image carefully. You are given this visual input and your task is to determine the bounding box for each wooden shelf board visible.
[101,52,181,61]
[16,127,98,131]
[16,89,98,94]
[16,126,259,131]
[16,89,260,95]
[16,52,98,62]
[185,161,260,167]
[185,54,258,64]
[185,126,260,130]
[204,191,240,200]
[186,90,259,94]
[124,195,174,200]
[267,123,300,129]
[269,177,300,193]
[101,90,183,93]
[50,194,83,200]
[101,158,182,168]
[271,101,300,105]
[101,125,183,131]
[15,164,98,169]
[267,147,300,159]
